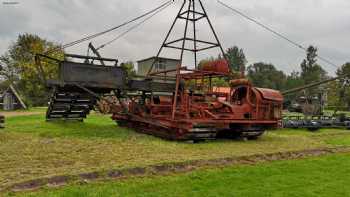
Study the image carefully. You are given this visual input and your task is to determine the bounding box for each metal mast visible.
[147,0,227,119]
[147,0,226,74]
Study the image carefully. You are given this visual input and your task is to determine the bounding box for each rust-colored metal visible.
[112,64,283,141]
[200,59,230,74]
[110,0,284,141]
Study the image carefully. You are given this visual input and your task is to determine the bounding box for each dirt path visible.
[0,111,44,117]
[3,146,350,193]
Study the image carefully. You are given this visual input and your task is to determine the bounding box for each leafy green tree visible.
[212,78,229,87]
[0,33,64,106]
[120,61,136,78]
[0,53,20,82]
[284,71,304,90]
[336,62,350,77]
[331,62,350,110]
[300,46,327,85]
[247,62,287,90]
[224,46,247,74]
[326,80,341,110]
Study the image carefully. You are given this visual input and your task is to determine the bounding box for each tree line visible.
[0,33,349,109]
[206,45,328,91]
[202,45,350,109]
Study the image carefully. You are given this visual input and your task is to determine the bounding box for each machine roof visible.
[256,88,284,102]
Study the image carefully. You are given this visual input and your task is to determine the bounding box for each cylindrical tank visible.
[200,59,230,74]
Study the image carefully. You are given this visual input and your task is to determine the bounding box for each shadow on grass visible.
[3,114,295,144]
[4,114,139,140]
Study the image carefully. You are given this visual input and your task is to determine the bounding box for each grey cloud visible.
[0,5,29,36]
[0,0,349,75]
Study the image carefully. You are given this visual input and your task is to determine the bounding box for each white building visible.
[137,57,180,76]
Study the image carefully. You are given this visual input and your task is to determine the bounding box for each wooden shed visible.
[0,85,27,111]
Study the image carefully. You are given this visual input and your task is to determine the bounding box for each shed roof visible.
[137,56,180,63]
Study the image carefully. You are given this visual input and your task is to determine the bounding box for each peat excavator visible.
[37,0,289,141]
[110,0,284,140]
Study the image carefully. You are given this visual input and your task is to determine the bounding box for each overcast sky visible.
[0,0,349,75]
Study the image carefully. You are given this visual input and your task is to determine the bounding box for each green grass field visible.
[1,110,350,195]
[7,153,350,197]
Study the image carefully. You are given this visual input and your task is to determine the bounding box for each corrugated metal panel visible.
[256,88,284,102]
[60,61,126,89]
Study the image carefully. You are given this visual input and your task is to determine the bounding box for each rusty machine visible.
[39,0,284,141]
[110,0,283,140]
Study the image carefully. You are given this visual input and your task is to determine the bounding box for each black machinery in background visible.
[40,53,125,121]
[282,75,350,130]
[37,44,177,121]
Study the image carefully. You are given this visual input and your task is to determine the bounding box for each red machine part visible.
[112,74,284,141]
[200,59,230,74]
[256,88,284,102]
[109,0,284,141]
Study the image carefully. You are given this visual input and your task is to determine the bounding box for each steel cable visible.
[45,0,173,55]
[217,0,339,69]
[96,1,174,51]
